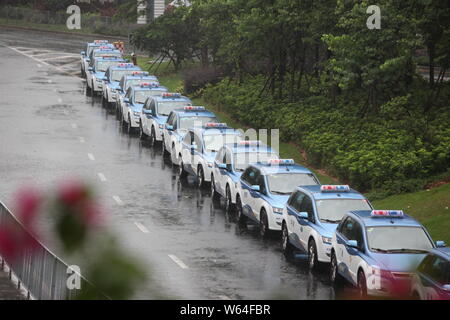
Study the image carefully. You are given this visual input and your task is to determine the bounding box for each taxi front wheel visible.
[357,270,368,299]
[308,239,319,271]
[259,209,270,238]
[282,223,294,258]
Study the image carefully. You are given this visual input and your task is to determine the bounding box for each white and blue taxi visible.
[179,123,243,187]
[102,63,142,109]
[330,209,445,298]
[162,107,218,165]
[211,141,279,214]
[282,185,372,270]
[139,93,192,145]
[121,83,168,134]
[80,40,111,77]
[116,72,159,118]
[236,159,320,237]
[86,56,125,96]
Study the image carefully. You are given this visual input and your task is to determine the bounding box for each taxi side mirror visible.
[166,124,173,131]
[346,240,358,249]
[443,284,450,292]
[298,212,308,219]
[123,98,130,104]
[81,51,86,56]
[88,67,93,71]
[217,163,227,170]
[250,185,260,192]
[436,241,446,248]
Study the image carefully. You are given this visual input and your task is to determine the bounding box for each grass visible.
[373,183,450,244]
[134,59,450,244]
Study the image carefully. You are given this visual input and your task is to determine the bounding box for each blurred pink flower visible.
[14,186,41,228]
[59,180,88,207]
[57,180,103,228]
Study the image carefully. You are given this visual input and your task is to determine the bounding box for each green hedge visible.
[202,77,450,195]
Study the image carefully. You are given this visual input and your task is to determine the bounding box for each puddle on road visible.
[35,104,77,119]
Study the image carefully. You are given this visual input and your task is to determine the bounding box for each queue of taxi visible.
[81,40,449,300]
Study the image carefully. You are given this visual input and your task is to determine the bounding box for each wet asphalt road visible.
[0,27,340,300]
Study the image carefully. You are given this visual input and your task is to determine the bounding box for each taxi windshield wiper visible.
[321,219,341,223]
[271,191,291,195]
[371,248,390,253]
[386,248,429,253]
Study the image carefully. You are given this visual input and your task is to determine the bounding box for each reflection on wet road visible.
[0,27,352,300]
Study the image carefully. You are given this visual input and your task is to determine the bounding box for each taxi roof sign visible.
[162,93,181,99]
[371,210,404,218]
[266,159,295,165]
[204,123,227,128]
[140,82,159,87]
[239,140,262,146]
[184,106,205,111]
[320,185,350,192]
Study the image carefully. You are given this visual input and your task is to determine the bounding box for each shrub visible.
[182,67,224,95]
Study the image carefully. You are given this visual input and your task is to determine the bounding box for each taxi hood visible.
[373,252,427,273]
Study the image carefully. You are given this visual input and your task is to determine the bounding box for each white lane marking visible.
[87,153,95,161]
[71,123,77,129]
[97,173,107,182]
[134,222,150,234]
[78,137,85,143]
[37,64,42,68]
[7,46,81,78]
[218,295,232,300]
[58,98,63,103]
[113,196,124,206]
[168,255,189,269]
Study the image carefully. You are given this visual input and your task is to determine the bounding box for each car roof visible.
[348,210,423,228]
[132,85,168,92]
[251,162,313,175]
[171,109,216,117]
[108,65,141,71]
[123,75,158,81]
[297,185,366,201]
[96,57,125,62]
[222,142,276,154]
[154,95,191,103]
[190,127,240,136]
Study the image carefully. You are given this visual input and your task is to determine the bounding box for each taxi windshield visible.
[94,51,121,59]
[179,116,217,130]
[203,133,242,153]
[233,152,278,172]
[267,173,319,195]
[111,70,137,82]
[315,199,371,223]
[366,226,434,253]
[96,60,122,72]
[158,101,190,116]
[134,90,164,104]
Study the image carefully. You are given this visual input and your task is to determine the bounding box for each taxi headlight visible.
[322,236,332,244]
[158,124,164,129]
[273,207,283,214]
[207,162,213,168]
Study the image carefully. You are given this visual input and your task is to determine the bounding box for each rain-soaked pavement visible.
[0,27,345,300]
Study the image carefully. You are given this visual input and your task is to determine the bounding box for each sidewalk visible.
[0,269,24,300]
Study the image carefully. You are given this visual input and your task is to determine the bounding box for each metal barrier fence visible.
[0,202,108,300]
[0,6,140,38]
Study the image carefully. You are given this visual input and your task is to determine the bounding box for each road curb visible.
[0,24,128,41]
